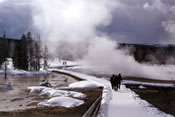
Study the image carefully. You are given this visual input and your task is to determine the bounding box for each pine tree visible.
[27,32,34,71]
[34,36,42,71]
[13,44,20,69]
[20,34,29,70]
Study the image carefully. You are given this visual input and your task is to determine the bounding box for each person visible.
[113,75,119,91]
[117,73,122,90]
[112,73,123,91]
[110,74,115,89]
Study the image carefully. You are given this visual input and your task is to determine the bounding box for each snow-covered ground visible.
[108,86,172,117]
[48,59,80,68]
[0,58,48,77]
[1,59,174,116]
[51,69,173,117]
[38,97,84,108]
[28,85,86,108]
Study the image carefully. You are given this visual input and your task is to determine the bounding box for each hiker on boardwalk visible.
[117,73,122,90]
[110,73,122,91]
[110,74,115,89]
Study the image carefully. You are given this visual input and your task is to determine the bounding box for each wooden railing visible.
[82,92,102,117]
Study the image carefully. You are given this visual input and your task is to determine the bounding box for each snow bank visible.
[28,85,86,108]
[40,88,86,98]
[69,81,100,89]
[38,97,84,108]
[28,86,86,98]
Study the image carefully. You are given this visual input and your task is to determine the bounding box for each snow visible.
[138,85,147,89]
[28,86,86,98]
[48,59,79,68]
[122,80,175,88]
[50,69,173,117]
[27,85,86,108]
[69,80,100,89]
[1,58,14,70]
[38,97,84,108]
[108,85,172,117]
[28,86,47,93]
[40,88,86,98]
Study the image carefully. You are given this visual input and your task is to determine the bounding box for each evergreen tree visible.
[12,32,47,71]
[13,44,20,69]
[27,32,34,71]
[20,34,28,70]
[34,36,42,71]
[0,31,8,68]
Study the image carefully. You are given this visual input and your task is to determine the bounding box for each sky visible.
[0,0,175,44]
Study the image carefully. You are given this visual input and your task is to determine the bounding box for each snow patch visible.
[38,97,84,108]
[69,80,100,89]
[138,85,147,89]
[28,86,47,93]
[40,88,86,98]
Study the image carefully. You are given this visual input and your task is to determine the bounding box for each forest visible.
[0,32,49,71]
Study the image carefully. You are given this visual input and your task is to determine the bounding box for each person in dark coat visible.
[110,74,115,89]
[117,73,122,89]
[110,73,123,91]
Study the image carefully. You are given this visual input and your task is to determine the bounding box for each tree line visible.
[0,32,49,71]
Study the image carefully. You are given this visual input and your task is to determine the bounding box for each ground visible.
[1,88,102,117]
[131,87,175,116]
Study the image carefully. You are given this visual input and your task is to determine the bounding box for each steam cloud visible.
[31,0,117,59]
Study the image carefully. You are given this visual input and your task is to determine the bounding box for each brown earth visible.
[128,86,175,116]
[0,88,103,117]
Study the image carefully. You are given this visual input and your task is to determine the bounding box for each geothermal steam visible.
[32,0,175,80]
[32,0,117,59]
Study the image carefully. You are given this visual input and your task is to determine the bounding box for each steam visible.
[31,0,117,59]
[30,0,175,80]
[83,37,175,80]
